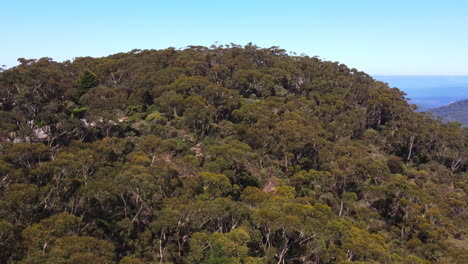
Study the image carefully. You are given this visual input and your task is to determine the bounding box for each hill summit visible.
[0,44,466,263]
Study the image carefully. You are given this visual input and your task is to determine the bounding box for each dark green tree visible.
[76,69,100,100]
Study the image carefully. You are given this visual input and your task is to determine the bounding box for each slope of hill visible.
[0,45,466,264]
[428,99,468,125]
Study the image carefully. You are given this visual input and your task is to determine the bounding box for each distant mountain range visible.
[373,75,468,111]
[427,99,468,126]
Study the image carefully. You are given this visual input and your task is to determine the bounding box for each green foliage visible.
[42,236,115,264]
[75,69,99,99]
[0,45,466,263]
[187,228,251,264]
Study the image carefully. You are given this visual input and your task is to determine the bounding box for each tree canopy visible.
[0,44,466,263]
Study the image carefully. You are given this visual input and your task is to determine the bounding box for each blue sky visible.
[1,0,468,75]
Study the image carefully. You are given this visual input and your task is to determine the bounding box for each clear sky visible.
[1,0,468,75]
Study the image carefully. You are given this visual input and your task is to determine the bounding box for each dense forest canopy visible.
[0,44,466,264]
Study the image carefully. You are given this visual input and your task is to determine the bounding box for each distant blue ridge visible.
[373,75,468,110]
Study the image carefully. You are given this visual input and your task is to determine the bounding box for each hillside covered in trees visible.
[427,99,468,126]
[0,44,466,264]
